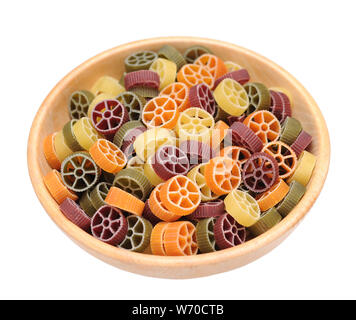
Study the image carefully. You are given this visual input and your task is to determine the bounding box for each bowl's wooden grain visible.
[27,37,330,278]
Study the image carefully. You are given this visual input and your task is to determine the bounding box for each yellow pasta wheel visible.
[144,157,164,186]
[72,117,103,151]
[287,151,316,186]
[91,76,125,97]
[213,78,249,116]
[54,130,72,162]
[133,128,176,161]
[224,61,243,72]
[176,107,214,144]
[224,190,261,227]
[149,58,177,91]
[126,156,145,173]
[88,93,115,117]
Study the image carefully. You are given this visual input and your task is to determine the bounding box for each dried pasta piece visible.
[214,213,246,249]
[224,190,261,227]
[160,175,201,216]
[220,146,251,167]
[189,83,216,116]
[43,133,61,170]
[286,151,316,186]
[176,107,214,144]
[89,139,127,173]
[224,61,243,72]
[183,45,212,64]
[194,54,228,81]
[291,130,312,157]
[113,120,146,148]
[150,222,170,255]
[179,140,214,166]
[213,69,250,89]
[144,157,165,187]
[186,200,225,220]
[105,186,145,216]
[91,205,128,245]
[279,117,302,145]
[62,120,82,152]
[243,110,281,144]
[227,115,246,126]
[276,180,306,217]
[159,82,190,112]
[164,221,198,256]
[187,164,220,202]
[116,91,146,121]
[196,217,218,253]
[204,157,241,195]
[119,215,152,252]
[59,198,91,232]
[126,156,145,173]
[149,58,177,90]
[248,207,282,236]
[72,117,103,151]
[142,96,179,129]
[269,90,291,123]
[61,152,101,193]
[230,121,263,153]
[90,182,112,210]
[210,120,229,150]
[130,86,159,99]
[88,93,115,118]
[213,78,249,116]
[79,190,97,217]
[43,170,78,204]
[243,82,270,115]
[269,87,293,107]
[142,200,162,226]
[177,64,214,89]
[256,179,290,211]
[262,141,297,179]
[158,45,186,70]
[124,50,158,72]
[124,70,160,90]
[68,90,94,120]
[91,76,125,97]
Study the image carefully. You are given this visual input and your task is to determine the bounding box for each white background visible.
[0,0,354,300]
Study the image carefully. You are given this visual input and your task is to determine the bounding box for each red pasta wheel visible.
[179,140,214,166]
[291,130,312,157]
[91,99,129,139]
[213,213,246,250]
[142,200,162,225]
[242,152,279,193]
[213,69,250,89]
[124,70,160,90]
[262,141,297,179]
[230,121,263,153]
[91,205,128,245]
[152,145,189,180]
[269,90,291,123]
[159,82,190,112]
[220,146,251,167]
[186,200,225,220]
[189,83,216,116]
[227,115,246,126]
[59,198,91,232]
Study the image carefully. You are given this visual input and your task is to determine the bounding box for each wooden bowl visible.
[27,37,330,278]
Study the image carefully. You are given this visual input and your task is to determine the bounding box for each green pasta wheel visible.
[113,168,152,201]
[276,180,306,217]
[113,120,145,148]
[244,82,271,115]
[130,86,159,99]
[248,207,282,236]
[183,45,212,64]
[279,117,302,145]
[79,190,97,217]
[196,217,218,253]
[124,50,158,72]
[62,120,82,152]
[119,215,153,252]
[116,91,146,121]
[119,72,126,87]
[68,90,94,119]
[90,182,112,210]
[158,45,186,70]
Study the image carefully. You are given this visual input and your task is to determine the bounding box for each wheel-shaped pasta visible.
[124,50,158,72]
[243,82,270,114]
[68,90,94,120]
[248,207,282,236]
[91,76,125,97]
[72,117,103,151]
[60,198,91,232]
[116,91,146,121]
[159,82,190,112]
[256,179,290,212]
[189,83,216,116]
[43,133,61,169]
[124,70,160,90]
[177,64,214,89]
[269,90,291,123]
[224,61,243,72]
[90,182,112,210]
[149,58,177,90]
[220,146,251,167]
[214,69,250,89]
[194,54,227,80]
[186,200,225,220]
[150,222,170,255]
[196,217,218,253]
[183,45,212,64]
[286,151,316,186]
[158,45,186,70]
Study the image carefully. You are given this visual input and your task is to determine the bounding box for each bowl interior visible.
[28,37,330,278]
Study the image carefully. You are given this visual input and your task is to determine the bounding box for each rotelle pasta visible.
[42,42,316,257]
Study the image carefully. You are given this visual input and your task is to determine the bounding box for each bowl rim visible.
[27,36,330,272]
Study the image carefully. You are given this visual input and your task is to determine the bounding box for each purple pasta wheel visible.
[186,200,225,220]
[91,99,129,139]
[213,69,250,89]
[230,122,263,153]
[124,70,160,90]
[214,213,246,249]
[59,198,91,232]
[188,83,216,115]
[179,140,215,166]
[121,126,147,146]
[291,130,312,157]
[142,200,161,225]
[242,152,279,193]
[227,115,246,126]
[91,205,128,245]
[121,140,136,160]
[152,145,189,180]
[269,90,291,123]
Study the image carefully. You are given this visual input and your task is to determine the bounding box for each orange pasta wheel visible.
[262,141,298,179]
[105,186,145,216]
[243,110,281,144]
[194,54,228,80]
[210,120,229,149]
[159,82,190,112]
[220,146,251,167]
[163,221,198,256]
[204,157,241,195]
[89,139,127,173]
[177,64,214,89]
[142,96,179,129]
[149,183,181,222]
[150,222,170,255]
[256,179,290,211]
[160,175,201,216]
[43,170,78,204]
[43,133,61,170]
